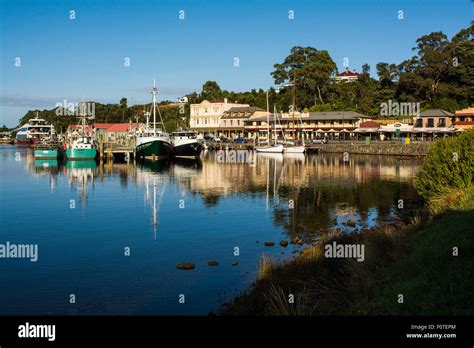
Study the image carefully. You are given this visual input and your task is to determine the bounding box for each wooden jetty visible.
[97,134,136,163]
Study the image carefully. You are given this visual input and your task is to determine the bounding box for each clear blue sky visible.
[0,0,472,127]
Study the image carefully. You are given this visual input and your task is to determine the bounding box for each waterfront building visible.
[189,98,249,137]
[244,111,371,141]
[219,106,266,139]
[353,121,381,140]
[377,122,413,141]
[412,109,456,140]
[453,107,474,130]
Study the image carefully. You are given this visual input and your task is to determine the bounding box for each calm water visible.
[0,145,423,315]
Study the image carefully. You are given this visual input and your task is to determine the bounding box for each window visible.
[230,120,233,126]
[427,118,434,127]
[415,118,423,127]
[439,118,446,127]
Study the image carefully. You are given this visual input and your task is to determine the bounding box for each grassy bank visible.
[221,207,473,315]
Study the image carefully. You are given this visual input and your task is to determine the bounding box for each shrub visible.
[414,130,474,212]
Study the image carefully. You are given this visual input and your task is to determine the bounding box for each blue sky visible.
[0,0,472,126]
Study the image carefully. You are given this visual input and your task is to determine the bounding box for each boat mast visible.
[151,79,158,136]
[266,90,270,145]
[292,71,296,143]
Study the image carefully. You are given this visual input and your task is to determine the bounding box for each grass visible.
[220,206,473,316]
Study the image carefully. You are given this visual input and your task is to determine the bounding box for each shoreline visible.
[220,206,473,315]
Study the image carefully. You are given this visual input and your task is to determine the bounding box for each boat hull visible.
[283,146,306,154]
[255,144,284,153]
[136,139,173,158]
[173,141,202,158]
[66,148,97,160]
[16,138,40,147]
[34,149,59,159]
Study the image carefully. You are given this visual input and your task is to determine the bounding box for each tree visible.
[201,81,223,101]
[272,46,337,106]
[412,31,451,96]
[119,97,128,122]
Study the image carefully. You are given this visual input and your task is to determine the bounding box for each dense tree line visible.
[16,24,472,132]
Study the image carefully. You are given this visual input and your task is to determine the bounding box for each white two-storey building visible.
[189,98,249,137]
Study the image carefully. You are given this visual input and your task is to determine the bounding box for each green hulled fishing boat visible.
[33,127,61,159]
[135,80,173,159]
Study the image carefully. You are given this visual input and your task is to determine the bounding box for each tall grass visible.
[414,130,474,212]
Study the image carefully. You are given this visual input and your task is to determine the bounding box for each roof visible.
[337,69,359,77]
[455,121,474,125]
[378,123,413,132]
[455,107,474,116]
[246,111,369,123]
[93,123,115,129]
[307,111,370,120]
[105,123,139,132]
[359,121,380,128]
[221,106,265,119]
[418,109,454,117]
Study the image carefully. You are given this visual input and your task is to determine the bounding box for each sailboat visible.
[255,91,283,153]
[283,76,305,154]
[136,80,174,159]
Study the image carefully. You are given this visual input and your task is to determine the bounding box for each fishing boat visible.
[136,80,174,159]
[255,93,284,153]
[15,112,54,146]
[33,128,61,159]
[65,113,97,160]
[171,130,202,158]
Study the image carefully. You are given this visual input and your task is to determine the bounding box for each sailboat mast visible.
[292,71,296,142]
[266,91,270,145]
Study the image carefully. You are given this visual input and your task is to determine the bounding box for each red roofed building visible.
[333,68,360,82]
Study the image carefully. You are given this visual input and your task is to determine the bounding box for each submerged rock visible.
[231,261,238,266]
[347,220,356,227]
[208,261,219,266]
[177,263,195,270]
[279,240,289,247]
[264,242,275,246]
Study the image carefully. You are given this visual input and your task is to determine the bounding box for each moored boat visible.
[171,131,202,158]
[33,128,61,159]
[136,80,174,159]
[65,113,97,160]
[15,112,54,146]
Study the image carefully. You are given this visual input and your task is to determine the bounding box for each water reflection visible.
[21,149,424,243]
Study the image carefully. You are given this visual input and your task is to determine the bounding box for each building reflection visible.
[24,149,423,242]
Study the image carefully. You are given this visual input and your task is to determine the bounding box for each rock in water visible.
[177,263,195,270]
[279,240,289,247]
[208,261,219,266]
[231,261,238,266]
[347,220,356,227]
[264,242,275,246]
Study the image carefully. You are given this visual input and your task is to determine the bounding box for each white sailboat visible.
[283,76,305,154]
[255,92,283,153]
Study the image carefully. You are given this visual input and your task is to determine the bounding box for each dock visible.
[97,135,136,163]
